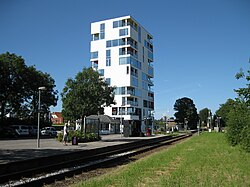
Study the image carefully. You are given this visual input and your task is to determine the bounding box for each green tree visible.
[226,60,250,152]
[174,97,199,129]
[215,98,236,127]
[235,60,250,106]
[0,52,58,125]
[199,108,209,125]
[21,66,58,122]
[61,67,115,121]
[0,52,27,120]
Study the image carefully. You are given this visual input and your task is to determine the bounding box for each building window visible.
[127,107,135,115]
[144,40,153,52]
[100,23,105,39]
[92,60,98,69]
[98,69,104,76]
[138,26,141,43]
[106,50,111,66]
[127,18,138,31]
[92,33,99,41]
[106,49,111,57]
[100,23,105,30]
[131,67,138,77]
[142,81,148,90]
[106,59,111,66]
[113,21,119,28]
[106,40,111,48]
[119,28,128,36]
[148,66,154,77]
[112,39,118,47]
[148,51,153,60]
[114,87,126,95]
[112,107,117,115]
[113,20,126,28]
[119,48,125,55]
[105,78,111,85]
[132,77,138,87]
[100,33,105,39]
[106,38,126,48]
[119,56,141,69]
[91,51,98,59]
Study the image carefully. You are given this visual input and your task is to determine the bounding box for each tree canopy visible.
[174,97,199,129]
[0,52,58,125]
[225,60,250,152]
[234,60,250,106]
[198,108,209,125]
[61,67,115,121]
[215,98,236,127]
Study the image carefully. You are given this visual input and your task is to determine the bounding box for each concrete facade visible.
[90,16,154,135]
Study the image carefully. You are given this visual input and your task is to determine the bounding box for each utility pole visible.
[37,86,46,148]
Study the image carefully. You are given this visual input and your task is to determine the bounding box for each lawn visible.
[73,133,250,187]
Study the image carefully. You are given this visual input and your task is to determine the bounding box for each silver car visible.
[41,127,57,137]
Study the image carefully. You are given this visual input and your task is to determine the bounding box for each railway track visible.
[0,133,192,187]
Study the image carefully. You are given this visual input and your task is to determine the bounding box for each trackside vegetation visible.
[73,133,250,187]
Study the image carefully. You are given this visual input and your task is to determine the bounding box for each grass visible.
[73,133,250,187]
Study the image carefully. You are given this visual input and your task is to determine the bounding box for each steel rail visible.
[1,134,192,187]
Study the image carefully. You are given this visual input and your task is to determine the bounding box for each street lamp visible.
[37,86,46,148]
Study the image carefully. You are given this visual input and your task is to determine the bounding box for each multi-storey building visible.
[90,15,154,136]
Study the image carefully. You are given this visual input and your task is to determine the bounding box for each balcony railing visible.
[122,101,138,106]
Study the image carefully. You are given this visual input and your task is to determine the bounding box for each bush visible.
[57,131,101,143]
[226,101,250,152]
[57,132,63,142]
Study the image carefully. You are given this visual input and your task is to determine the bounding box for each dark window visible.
[112,107,117,115]
[113,21,119,28]
[106,40,111,48]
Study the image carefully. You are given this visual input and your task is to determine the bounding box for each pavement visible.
[0,134,161,164]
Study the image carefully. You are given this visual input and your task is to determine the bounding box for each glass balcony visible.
[148,66,154,77]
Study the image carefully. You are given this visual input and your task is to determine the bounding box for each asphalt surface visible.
[0,134,160,164]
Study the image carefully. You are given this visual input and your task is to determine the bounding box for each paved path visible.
[0,134,161,164]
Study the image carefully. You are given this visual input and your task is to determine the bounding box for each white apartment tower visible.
[90,15,154,136]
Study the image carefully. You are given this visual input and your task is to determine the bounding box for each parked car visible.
[28,126,38,136]
[12,125,29,136]
[0,127,17,138]
[41,127,57,137]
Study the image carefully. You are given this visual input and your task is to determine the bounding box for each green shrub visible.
[57,131,101,143]
[227,101,250,152]
[57,132,63,142]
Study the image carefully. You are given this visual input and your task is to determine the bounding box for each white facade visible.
[90,15,154,135]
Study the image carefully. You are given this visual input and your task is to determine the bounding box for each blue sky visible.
[1,0,249,119]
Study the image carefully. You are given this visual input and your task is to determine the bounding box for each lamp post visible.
[37,86,46,148]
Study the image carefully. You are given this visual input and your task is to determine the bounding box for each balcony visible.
[148,79,154,86]
[122,100,138,106]
[119,47,138,59]
[148,66,154,77]
[147,34,153,44]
